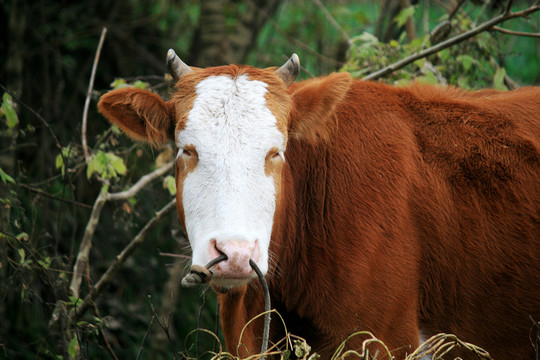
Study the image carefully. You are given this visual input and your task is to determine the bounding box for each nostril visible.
[208,239,223,259]
[251,240,261,263]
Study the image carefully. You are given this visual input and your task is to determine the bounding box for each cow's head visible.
[98,50,351,290]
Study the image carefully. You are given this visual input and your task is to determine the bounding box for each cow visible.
[98,50,540,359]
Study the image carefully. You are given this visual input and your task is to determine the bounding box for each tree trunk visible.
[189,0,282,66]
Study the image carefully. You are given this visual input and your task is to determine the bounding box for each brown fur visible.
[98,67,540,360]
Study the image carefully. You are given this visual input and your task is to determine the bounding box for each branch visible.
[107,161,174,201]
[363,4,540,81]
[70,185,109,298]
[68,161,174,298]
[73,198,177,320]
[492,26,540,38]
[82,27,108,162]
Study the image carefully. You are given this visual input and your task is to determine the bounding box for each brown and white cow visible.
[98,50,540,359]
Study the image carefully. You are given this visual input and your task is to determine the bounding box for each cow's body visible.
[98,53,540,359]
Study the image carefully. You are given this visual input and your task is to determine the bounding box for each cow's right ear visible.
[288,72,352,144]
[98,87,175,146]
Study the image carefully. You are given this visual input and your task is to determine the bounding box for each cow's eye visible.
[266,148,284,164]
[271,151,280,159]
[181,145,197,158]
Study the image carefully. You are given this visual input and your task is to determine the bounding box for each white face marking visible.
[177,74,285,285]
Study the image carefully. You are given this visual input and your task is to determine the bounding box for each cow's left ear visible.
[288,72,352,144]
[98,87,175,146]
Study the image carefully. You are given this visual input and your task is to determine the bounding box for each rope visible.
[181,255,272,356]
[249,259,271,356]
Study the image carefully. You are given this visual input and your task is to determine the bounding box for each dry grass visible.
[179,310,494,360]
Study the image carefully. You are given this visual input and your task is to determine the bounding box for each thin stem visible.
[82,27,107,162]
[492,26,540,38]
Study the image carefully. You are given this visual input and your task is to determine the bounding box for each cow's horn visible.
[166,48,193,81]
[276,53,300,87]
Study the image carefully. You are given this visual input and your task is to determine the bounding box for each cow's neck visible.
[268,137,336,325]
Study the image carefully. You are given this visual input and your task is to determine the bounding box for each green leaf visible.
[18,248,25,263]
[87,151,127,180]
[133,80,149,89]
[293,340,311,358]
[38,256,51,269]
[0,167,15,184]
[457,55,475,72]
[494,67,508,91]
[111,124,121,135]
[106,152,127,176]
[1,92,19,129]
[164,175,176,195]
[55,154,65,176]
[110,78,127,89]
[87,151,107,179]
[457,76,470,89]
[67,296,83,307]
[68,335,79,358]
[394,6,415,28]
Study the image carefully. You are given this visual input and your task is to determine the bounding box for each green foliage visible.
[110,78,150,90]
[86,150,127,180]
[342,4,528,90]
[394,5,415,27]
[163,175,176,195]
[55,146,75,176]
[1,92,19,131]
[0,167,15,184]
[68,335,79,359]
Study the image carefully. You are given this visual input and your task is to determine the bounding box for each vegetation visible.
[1,0,539,359]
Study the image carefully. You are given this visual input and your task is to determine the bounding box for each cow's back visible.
[398,84,540,359]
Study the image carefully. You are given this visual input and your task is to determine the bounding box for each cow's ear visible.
[288,72,352,144]
[98,87,175,146]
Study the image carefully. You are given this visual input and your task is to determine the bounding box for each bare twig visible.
[148,295,180,360]
[492,26,540,37]
[136,315,156,360]
[505,0,515,15]
[17,183,92,209]
[270,20,342,66]
[311,0,350,43]
[92,303,120,360]
[82,27,108,162]
[73,198,177,320]
[364,3,540,81]
[107,161,174,201]
[449,0,466,20]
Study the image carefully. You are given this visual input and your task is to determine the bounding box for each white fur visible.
[417,328,432,360]
[177,75,285,282]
